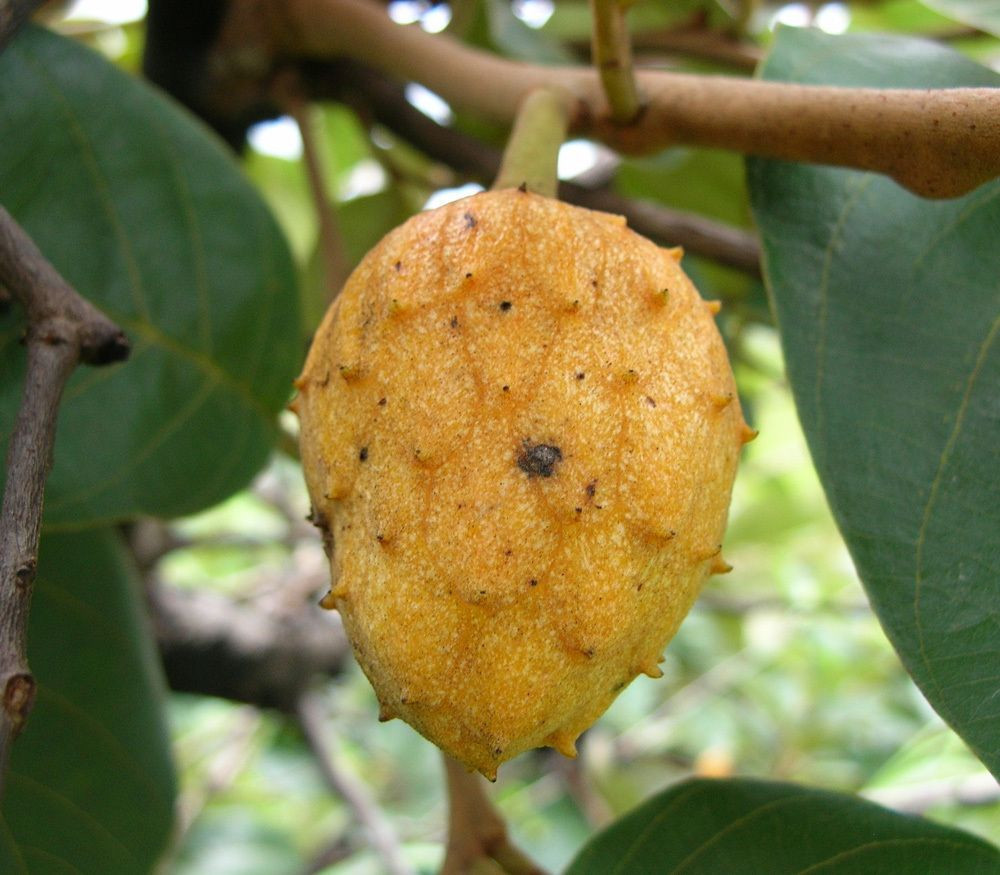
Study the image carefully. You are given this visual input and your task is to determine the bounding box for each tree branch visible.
[270,0,1000,198]
[0,204,129,795]
[150,580,349,712]
[304,62,761,275]
[296,691,414,875]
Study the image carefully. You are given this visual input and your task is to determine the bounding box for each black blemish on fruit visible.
[502,385,509,392]
[582,648,595,659]
[504,549,513,557]
[394,260,402,272]
[376,533,384,542]
[637,582,644,591]
[575,507,582,513]
[529,579,538,586]
[464,212,477,229]
[465,272,473,278]
[518,442,562,478]
[585,480,597,498]
[450,316,459,329]
[359,446,368,462]
[576,372,585,380]
[518,181,528,193]
[646,396,657,407]
[378,397,387,406]
[499,301,512,312]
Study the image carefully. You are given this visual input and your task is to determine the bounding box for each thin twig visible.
[590,0,643,124]
[287,95,350,300]
[0,204,129,796]
[295,691,414,875]
[442,754,548,875]
[0,0,44,52]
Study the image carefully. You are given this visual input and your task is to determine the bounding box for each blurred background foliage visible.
[23,0,1000,872]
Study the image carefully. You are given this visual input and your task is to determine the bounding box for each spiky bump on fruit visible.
[295,188,751,779]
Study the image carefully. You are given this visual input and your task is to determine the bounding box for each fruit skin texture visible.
[295,188,748,779]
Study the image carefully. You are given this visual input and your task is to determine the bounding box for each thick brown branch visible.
[0,204,128,795]
[150,581,349,712]
[273,0,1000,198]
[306,62,760,275]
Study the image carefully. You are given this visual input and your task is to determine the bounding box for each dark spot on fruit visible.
[502,385,509,392]
[518,442,562,478]
[575,507,582,513]
[465,272,473,278]
[376,533,384,542]
[576,372,585,380]
[464,212,477,229]
[518,181,528,192]
[499,301,512,311]
[494,747,503,756]
[612,680,626,692]
[505,549,513,557]
[582,648,595,659]
[450,316,459,329]
[359,446,368,462]
[585,480,597,498]
[479,589,487,595]
[394,260,402,272]
[646,396,657,407]
[378,397,387,406]
[637,582,644,591]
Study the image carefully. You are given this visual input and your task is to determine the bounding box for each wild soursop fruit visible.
[294,188,752,779]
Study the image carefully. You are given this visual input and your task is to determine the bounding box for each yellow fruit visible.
[295,188,750,779]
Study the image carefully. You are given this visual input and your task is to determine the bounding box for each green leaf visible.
[565,778,1000,874]
[0,25,300,527]
[0,529,176,874]
[746,28,1000,777]
[920,0,1000,37]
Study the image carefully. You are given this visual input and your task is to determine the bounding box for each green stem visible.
[492,88,571,198]
[590,0,642,124]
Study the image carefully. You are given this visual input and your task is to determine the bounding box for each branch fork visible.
[0,205,129,795]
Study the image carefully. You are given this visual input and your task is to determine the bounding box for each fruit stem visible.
[493,87,571,198]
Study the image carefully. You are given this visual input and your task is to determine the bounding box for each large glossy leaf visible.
[920,0,1000,37]
[746,28,1000,777]
[566,778,1000,874]
[0,25,300,527]
[0,529,176,873]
